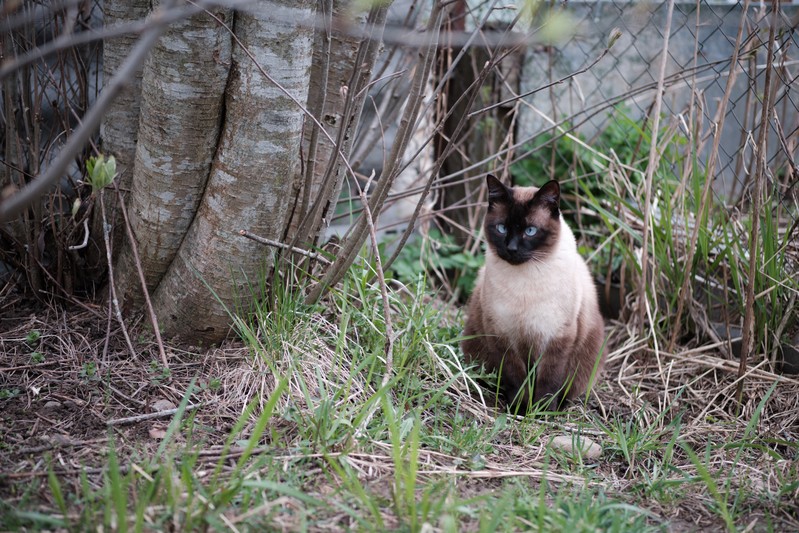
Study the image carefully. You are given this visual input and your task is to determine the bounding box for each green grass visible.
[4,252,796,532]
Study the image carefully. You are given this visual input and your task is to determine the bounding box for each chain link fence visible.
[517,0,797,208]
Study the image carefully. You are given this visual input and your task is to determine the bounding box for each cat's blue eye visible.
[525,226,538,237]
[496,224,507,234]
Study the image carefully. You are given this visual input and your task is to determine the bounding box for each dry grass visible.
[1,286,797,531]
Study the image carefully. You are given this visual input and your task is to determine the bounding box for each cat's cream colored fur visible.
[476,214,596,353]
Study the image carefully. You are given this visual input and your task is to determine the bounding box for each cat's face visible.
[484,175,561,266]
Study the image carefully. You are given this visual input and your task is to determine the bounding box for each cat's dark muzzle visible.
[500,237,529,265]
[497,250,529,265]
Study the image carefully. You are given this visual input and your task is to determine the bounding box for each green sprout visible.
[25,329,41,345]
[86,155,117,193]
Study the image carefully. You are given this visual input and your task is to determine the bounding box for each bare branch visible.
[468,39,616,119]
[355,170,394,434]
[115,183,170,369]
[99,191,137,361]
[106,403,202,426]
[738,0,779,405]
[0,0,180,223]
[306,0,446,304]
[239,230,331,265]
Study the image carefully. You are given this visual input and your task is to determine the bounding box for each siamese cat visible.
[462,175,605,412]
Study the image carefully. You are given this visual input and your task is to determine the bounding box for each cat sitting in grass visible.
[462,175,605,413]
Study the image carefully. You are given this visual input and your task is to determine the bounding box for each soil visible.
[0,295,245,491]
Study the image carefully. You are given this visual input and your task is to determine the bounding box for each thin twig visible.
[0,361,64,372]
[106,403,201,426]
[99,190,137,361]
[637,0,674,335]
[356,171,394,435]
[115,182,169,369]
[738,0,778,405]
[1,465,130,480]
[17,437,109,455]
[290,0,333,240]
[468,31,619,119]
[239,230,331,265]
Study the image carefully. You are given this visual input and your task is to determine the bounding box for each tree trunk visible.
[113,6,233,310]
[150,1,315,342]
[92,0,151,283]
[99,0,150,184]
[288,2,389,250]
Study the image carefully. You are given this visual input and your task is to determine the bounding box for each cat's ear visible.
[486,174,511,208]
[533,180,560,217]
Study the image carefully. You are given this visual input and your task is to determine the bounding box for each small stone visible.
[151,399,176,412]
[149,426,167,440]
[549,434,602,461]
[43,401,61,410]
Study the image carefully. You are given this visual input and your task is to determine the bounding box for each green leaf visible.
[86,155,117,193]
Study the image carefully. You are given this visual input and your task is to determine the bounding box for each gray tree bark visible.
[100,0,150,188]
[113,6,233,309]
[150,1,315,342]
[289,1,389,249]
[92,0,151,283]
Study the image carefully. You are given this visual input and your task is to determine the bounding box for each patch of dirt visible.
[0,300,249,500]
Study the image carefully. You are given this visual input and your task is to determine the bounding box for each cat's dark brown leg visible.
[462,322,532,412]
[532,371,567,408]
[499,353,533,414]
[532,339,573,408]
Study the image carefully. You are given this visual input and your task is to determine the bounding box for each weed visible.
[25,329,41,345]
[147,360,171,385]
[80,362,98,381]
[0,389,21,400]
[201,378,222,391]
[388,229,484,300]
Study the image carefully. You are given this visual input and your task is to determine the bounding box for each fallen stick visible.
[106,403,201,426]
